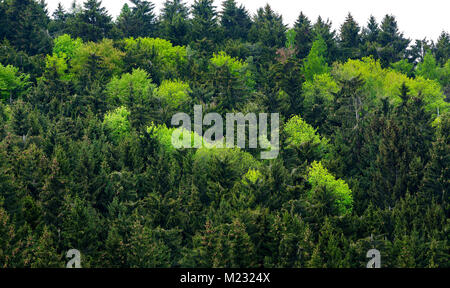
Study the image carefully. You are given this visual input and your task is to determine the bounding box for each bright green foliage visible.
[210,51,255,89]
[390,59,414,77]
[71,39,125,78]
[307,161,353,215]
[210,51,246,75]
[123,37,186,79]
[242,169,262,185]
[0,63,30,102]
[44,54,70,81]
[53,34,83,59]
[333,57,449,115]
[147,123,206,154]
[416,52,440,81]
[286,29,296,49]
[106,68,155,106]
[103,106,132,142]
[303,73,339,107]
[303,36,329,81]
[155,79,190,109]
[284,115,329,154]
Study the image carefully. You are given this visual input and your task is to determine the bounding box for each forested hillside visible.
[0,0,448,268]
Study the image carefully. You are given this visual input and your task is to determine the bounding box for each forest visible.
[0,0,448,268]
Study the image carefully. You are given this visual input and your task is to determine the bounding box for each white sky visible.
[45,0,449,41]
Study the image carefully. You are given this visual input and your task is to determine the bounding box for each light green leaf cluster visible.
[43,35,83,81]
[106,68,155,105]
[71,39,125,77]
[0,63,30,102]
[210,51,247,75]
[103,106,131,142]
[307,161,353,215]
[194,146,260,176]
[147,123,206,154]
[210,51,256,90]
[390,59,414,77]
[333,57,449,115]
[45,53,70,81]
[284,115,329,153]
[285,29,296,49]
[242,169,262,185]
[303,36,329,81]
[124,37,186,76]
[155,79,190,109]
[303,73,339,108]
[53,34,83,59]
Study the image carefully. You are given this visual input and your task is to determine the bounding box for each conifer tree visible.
[293,12,313,59]
[312,16,338,62]
[160,0,191,46]
[68,0,113,42]
[434,31,450,65]
[191,0,220,43]
[220,0,252,41]
[248,4,287,48]
[377,15,410,66]
[339,13,361,60]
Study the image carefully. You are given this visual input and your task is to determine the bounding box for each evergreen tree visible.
[377,15,410,67]
[49,2,69,36]
[220,0,252,41]
[68,0,113,42]
[190,0,220,43]
[160,0,190,46]
[434,31,450,65]
[248,4,287,48]
[116,0,158,38]
[339,13,361,60]
[1,0,52,55]
[421,114,449,206]
[360,15,380,59]
[312,16,338,62]
[293,12,313,59]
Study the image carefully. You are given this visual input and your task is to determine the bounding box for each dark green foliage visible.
[0,1,448,268]
[248,4,287,48]
[339,13,361,60]
[67,0,113,42]
[220,0,252,41]
[190,0,220,43]
[116,0,158,38]
[377,15,410,67]
[160,0,191,46]
[0,0,52,55]
[312,16,338,63]
[293,12,313,59]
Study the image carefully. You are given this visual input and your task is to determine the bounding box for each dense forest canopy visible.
[0,0,448,268]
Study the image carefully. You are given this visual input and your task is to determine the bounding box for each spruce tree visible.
[248,4,287,48]
[220,0,252,41]
[68,0,113,42]
[312,16,338,62]
[293,12,313,59]
[434,31,450,65]
[160,0,190,46]
[190,0,220,43]
[377,15,410,67]
[339,13,361,60]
